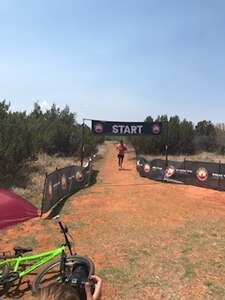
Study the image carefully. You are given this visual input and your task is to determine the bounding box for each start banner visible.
[92,120,163,136]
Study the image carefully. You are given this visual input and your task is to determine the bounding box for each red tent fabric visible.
[0,189,39,230]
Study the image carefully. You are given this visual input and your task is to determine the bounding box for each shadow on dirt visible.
[88,169,99,187]
[46,196,69,219]
[0,277,34,298]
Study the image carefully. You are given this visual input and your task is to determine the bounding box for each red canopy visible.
[0,189,39,230]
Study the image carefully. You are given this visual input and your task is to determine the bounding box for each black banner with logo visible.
[92,120,163,136]
[137,156,225,191]
[41,158,93,214]
[137,156,165,181]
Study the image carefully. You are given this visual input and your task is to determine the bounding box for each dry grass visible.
[143,151,225,163]
[12,143,109,209]
[12,154,79,209]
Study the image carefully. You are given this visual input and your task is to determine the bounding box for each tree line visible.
[128,115,225,156]
[1,100,224,188]
[0,100,104,187]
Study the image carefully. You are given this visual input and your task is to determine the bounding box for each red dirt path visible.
[2,142,225,299]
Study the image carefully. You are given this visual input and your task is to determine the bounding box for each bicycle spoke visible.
[32,256,94,294]
[33,259,75,289]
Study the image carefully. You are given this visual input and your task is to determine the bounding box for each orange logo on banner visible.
[165,165,176,178]
[94,123,104,133]
[152,124,161,134]
[196,167,208,181]
[144,164,151,173]
[47,181,53,200]
[75,171,83,182]
[61,174,67,190]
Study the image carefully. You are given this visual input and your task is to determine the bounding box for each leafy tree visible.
[28,103,79,156]
[167,116,180,155]
[0,101,36,187]
[81,123,105,157]
[155,115,168,154]
[128,115,168,155]
[194,120,217,152]
[179,119,195,155]
[215,125,225,155]
[28,102,104,158]
[128,115,196,156]
[27,102,45,152]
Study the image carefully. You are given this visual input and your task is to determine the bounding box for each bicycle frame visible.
[0,245,66,279]
[0,221,74,286]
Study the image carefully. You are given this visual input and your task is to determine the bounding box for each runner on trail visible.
[116,140,127,170]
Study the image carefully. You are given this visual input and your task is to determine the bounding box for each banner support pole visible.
[81,119,85,168]
[165,121,169,168]
[218,160,221,190]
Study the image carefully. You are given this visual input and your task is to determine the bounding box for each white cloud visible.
[39,100,51,111]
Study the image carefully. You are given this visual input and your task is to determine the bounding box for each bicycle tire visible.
[0,263,10,296]
[32,255,95,294]
[0,263,9,284]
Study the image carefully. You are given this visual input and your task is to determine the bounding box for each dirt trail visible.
[2,142,225,299]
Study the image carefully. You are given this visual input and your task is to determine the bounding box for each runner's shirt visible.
[117,143,127,155]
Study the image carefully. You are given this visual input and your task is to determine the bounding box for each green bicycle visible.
[0,221,94,296]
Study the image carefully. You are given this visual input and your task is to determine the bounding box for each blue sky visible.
[0,0,225,125]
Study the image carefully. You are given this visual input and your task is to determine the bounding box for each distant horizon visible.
[3,98,223,128]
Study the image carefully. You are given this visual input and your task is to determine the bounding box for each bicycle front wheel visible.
[0,263,9,284]
[32,255,95,294]
[0,263,9,295]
